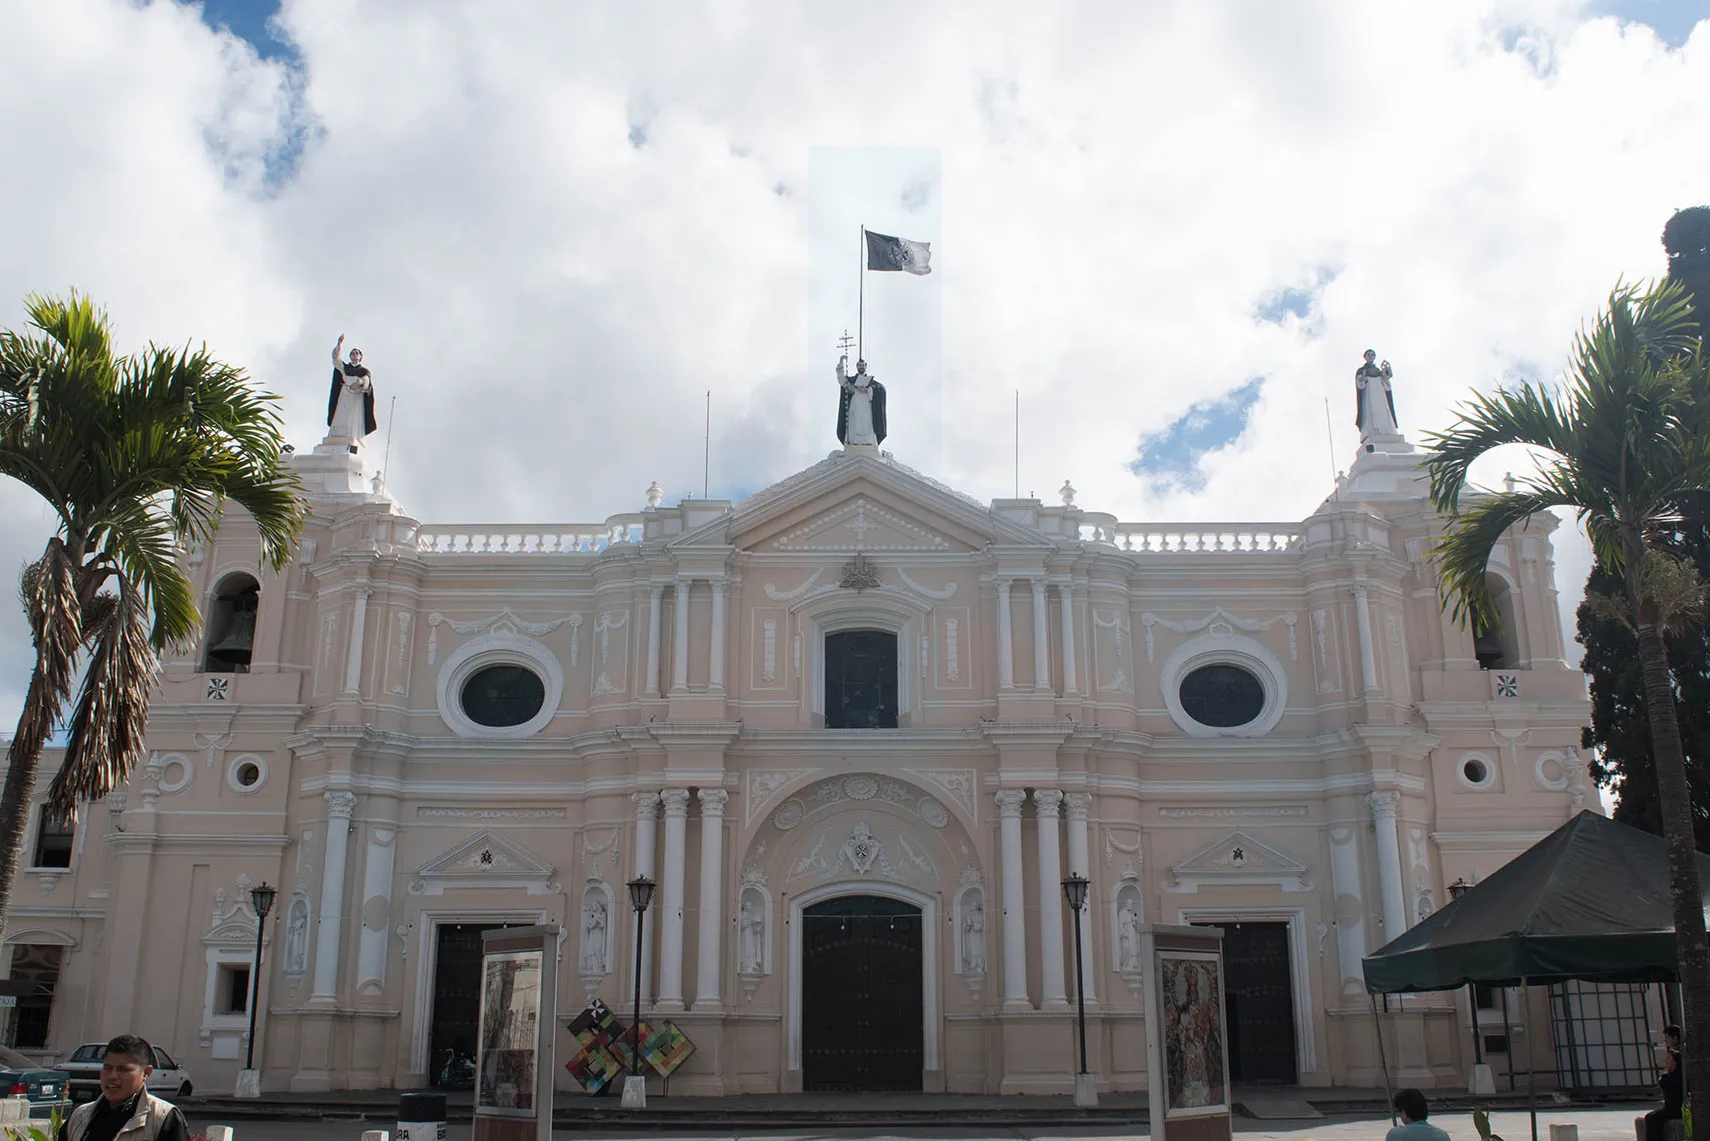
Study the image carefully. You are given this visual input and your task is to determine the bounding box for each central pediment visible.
[670,451,1050,555]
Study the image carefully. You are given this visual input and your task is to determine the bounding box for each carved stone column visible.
[645,584,664,695]
[656,788,691,1010]
[311,791,357,1001]
[1034,789,1069,1008]
[693,788,728,1010]
[1031,579,1051,692]
[355,825,397,996]
[672,579,692,692]
[1352,582,1379,694]
[996,579,1015,690]
[709,580,727,692]
[1368,790,1408,940]
[342,586,371,695]
[1058,581,1078,696]
[632,791,660,1002]
[1063,792,1095,1003]
[996,789,1029,1009]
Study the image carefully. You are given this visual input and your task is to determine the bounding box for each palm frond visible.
[53,580,156,815]
[1433,491,1579,627]
[1422,383,1576,513]
[12,540,83,752]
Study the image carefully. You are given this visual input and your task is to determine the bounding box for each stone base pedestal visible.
[1074,1072,1098,1107]
[234,1068,261,1099]
[621,1073,648,1108]
[1468,1062,1496,1095]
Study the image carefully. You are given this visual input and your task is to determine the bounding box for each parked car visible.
[58,1043,193,1105]
[0,1044,69,1119]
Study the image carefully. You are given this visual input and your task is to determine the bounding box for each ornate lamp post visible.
[623,875,656,1109]
[1061,872,1096,1107]
[1448,877,1472,900]
[236,881,277,1097]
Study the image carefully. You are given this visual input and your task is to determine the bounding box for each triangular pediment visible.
[409,829,559,896]
[672,451,1051,555]
[1165,829,1312,893]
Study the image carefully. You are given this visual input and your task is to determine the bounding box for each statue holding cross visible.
[835,332,887,448]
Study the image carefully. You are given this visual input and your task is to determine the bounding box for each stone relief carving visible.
[901,769,977,822]
[1141,607,1298,663]
[1093,609,1132,693]
[762,619,778,682]
[895,566,957,600]
[773,497,953,553]
[1311,607,1341,694]
[591,610,629,695]
[763,567,826,603]
[747,769,817,826]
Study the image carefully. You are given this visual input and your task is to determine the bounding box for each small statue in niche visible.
[961,896,986,973]
[284,897,309,973]
[580,898,607,973]
[1118,896,1142,971]
[738,897,765,974]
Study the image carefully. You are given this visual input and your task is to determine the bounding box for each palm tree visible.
[1426,278,1710,1122]
[0,293,307,933]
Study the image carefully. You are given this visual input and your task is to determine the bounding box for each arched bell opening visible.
[1473,572,1519,671]
[204,574,261,673]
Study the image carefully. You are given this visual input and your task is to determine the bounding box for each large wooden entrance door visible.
[1203,921,1297,1083]
[824,630,898,728]
[429,923,511,1087]
[802,896,923,1090]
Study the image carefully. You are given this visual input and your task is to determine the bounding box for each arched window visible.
[1473,573,1520,670]
[204,574,261,673]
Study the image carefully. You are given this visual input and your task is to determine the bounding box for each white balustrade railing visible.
[414,517,645,554]
[1078,521,1302,553]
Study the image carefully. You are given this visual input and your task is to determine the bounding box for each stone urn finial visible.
[645,481,663,509]
[1059,479,1077,507]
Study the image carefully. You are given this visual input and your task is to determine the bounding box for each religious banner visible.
[1157,951,1230,1119]
[864,230,932,275]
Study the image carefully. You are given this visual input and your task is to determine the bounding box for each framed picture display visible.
[476,948,545,1116]
[1156,950,1230,1119]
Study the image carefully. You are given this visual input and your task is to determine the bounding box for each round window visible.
[460,665,547,727]
[1463,757,1490,786]
[235,762,261,788]
[1178,663,1266,728]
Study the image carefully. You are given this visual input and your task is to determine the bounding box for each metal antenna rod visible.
[1014,391,1020,498]
[704,391,711,498]
[380,394,398,486]
[1323,397,1338,498]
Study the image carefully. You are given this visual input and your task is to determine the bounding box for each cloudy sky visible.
[2,0,1707,739]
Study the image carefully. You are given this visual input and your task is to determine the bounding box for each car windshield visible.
[67,1045,105,1063]
[0,1045,37,1070]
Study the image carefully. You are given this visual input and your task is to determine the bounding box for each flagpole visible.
[858,224,865,362]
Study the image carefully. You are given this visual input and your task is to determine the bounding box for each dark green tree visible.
[1581,206,1710,832]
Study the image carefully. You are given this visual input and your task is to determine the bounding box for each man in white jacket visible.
[59,1035,190,1141]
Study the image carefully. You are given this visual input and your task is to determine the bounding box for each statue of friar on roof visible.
[1354,349,1398,440]
[328,334,378,448]
[836,355,887,447]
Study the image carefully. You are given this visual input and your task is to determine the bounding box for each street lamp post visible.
[236,881,277,1098]
[623,875,656,1109]
[1061,872,1096,1107]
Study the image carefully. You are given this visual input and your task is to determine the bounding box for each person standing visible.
[59,1034,191,1141]
[1384,1088,1451,1141]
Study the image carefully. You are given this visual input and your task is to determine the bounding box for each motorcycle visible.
[437,1047,476,1090]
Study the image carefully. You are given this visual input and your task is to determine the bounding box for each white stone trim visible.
[786,881,939,1079]
[408,906,549,1076]
[226,754,268,794]
[1457,751,1497,791]
[1158,632,1288,737]
[1532,750,1568,791]
[1174,904,1317,1077]
[434,630,564,739]
[795,592,925,720]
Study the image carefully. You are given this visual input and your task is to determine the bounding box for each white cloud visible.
[2,0,1707,727]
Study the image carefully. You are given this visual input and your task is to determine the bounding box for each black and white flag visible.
[865,230,932,275]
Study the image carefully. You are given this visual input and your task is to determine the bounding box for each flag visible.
[865,230,932,275]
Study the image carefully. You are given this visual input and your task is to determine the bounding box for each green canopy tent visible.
[1361,811,1710,1141]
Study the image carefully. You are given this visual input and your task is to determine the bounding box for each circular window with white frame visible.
[1458,752,1496,790]
[227,754,268,794]
[436,631,564,739]
[1159,632,1288,738]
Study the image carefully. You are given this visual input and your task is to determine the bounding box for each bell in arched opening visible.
[205,579,260,672]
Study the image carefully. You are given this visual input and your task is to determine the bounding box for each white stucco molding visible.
[1158,631,1288,738]
[409,828,559,896]
[1164,829,1313,894]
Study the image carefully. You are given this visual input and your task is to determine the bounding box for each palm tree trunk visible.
[1634,619,1710,1125]
[0,676,52,939]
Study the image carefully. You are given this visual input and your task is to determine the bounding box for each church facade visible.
[2,415,1594,1097]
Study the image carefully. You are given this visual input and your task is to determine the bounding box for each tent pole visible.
[1501,987,1516,1092]
[1371,993,1396,1125]
[1523,978,1537,1141]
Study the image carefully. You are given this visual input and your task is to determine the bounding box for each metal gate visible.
[1550,980,1658,1092]
[802,895,923,1090]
